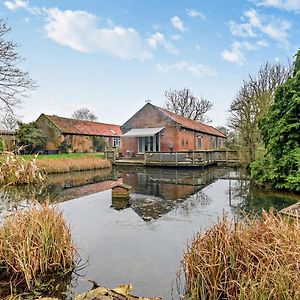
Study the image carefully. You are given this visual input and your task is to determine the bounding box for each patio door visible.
[138,134,160,154]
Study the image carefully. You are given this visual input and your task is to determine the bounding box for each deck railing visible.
[144,150,240,166]
[106,149,241,167]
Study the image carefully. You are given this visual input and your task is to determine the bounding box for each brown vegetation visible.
[181,211,300,299]
[0,152,45,185]
[36,156,111,174]
[0,204,76,297]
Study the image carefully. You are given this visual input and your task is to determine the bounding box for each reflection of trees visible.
[0,169,117,215]
[174,191,212,217]
[228,172,299,216]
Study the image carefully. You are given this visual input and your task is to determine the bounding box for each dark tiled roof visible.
[155,105,226,138]
[44,115,121,137]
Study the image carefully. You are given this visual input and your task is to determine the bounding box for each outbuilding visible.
[36,114,122,153]
[121,103,226,157]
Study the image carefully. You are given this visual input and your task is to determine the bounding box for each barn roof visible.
[154,105,226,138]
[42,114,122,137]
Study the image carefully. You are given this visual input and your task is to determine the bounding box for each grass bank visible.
[36,155,111,174]
[0,204,76,298]
[181,211,300,299]
[22,152,104,160]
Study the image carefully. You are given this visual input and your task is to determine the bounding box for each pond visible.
[0,166,299,299]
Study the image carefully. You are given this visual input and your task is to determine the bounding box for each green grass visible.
[21,152,104,160]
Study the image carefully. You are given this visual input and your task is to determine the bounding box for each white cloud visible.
[186,8,206,19]
[147,32,179,55]
[261,19,291,43]
[221,42,246,65]
[228,21,256,37]
[195,44,201,50]
[255,0,300,11]
[244,9,262,28]
[156,60,216,77]
[171,16,188,32]
[44,8,152,60]
[171,34,181,41]
[221,40,268,65]
[4,0,27,10]
[227,9,291,46]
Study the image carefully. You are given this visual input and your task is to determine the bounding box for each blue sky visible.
[1,0,299,126]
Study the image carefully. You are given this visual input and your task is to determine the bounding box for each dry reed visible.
[37,156,111,174]
[0,204,76,296]
[0,153,45,186]
[181,211,300,300]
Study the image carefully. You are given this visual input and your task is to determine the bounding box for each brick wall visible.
[121,104,226,155]
[36,115,63,150]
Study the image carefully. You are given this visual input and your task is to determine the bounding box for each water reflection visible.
[0,166,299,299]
[0,166,298,221]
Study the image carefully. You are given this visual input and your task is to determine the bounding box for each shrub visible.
[0,204,76,296]
[93,136,107,152]
[0,153,45,185]
[0,138,4,151]
[251,50,300,192]
[181,211,300,300]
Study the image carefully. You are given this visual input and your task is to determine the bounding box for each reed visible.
[0,204,76,296]
[0,152,45,186]
[37,156,111,174]
[181,211,300,300]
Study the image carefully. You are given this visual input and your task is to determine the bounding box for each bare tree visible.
[0,109,19,131]
[71,108,97,121]
[228,62,292,163]
[0,19,36,113]
[164,88,213,123]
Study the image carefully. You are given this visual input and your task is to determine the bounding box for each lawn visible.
[21,152,104,160]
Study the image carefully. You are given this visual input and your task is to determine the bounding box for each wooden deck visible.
[105,150,241,168]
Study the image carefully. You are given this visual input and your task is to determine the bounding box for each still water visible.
[0,166,298,299]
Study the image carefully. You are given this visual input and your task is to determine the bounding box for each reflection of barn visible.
[119,167,230,221]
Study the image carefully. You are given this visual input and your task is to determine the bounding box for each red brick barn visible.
[36,114,121,153]
[121,103,226,157]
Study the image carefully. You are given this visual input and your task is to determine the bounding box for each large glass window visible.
[138,133,160,153]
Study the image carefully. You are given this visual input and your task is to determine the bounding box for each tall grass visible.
[0,152,45,186]
[0,204,76,296]
[37,156,111,174]
[181,211,300,300]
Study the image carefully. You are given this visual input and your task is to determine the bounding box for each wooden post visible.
[226,150,228,164]
[160,152,162,166]
[113,150,116,164]
[175,152,178,166]
[192,151,195,166]
[144,152,147,165]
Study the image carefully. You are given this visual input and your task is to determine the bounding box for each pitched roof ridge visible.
[153,104,226,138]
[45,114,120,127]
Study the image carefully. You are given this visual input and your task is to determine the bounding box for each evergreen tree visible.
[16,122,46,153]
[251,50,300,192]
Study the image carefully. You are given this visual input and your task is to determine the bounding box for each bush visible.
[181,211,300,299]
[0,204,76,296]
[0,138,4,151]
[251,50,300,192]
[93,136,107,152]
[0,153,45,185]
